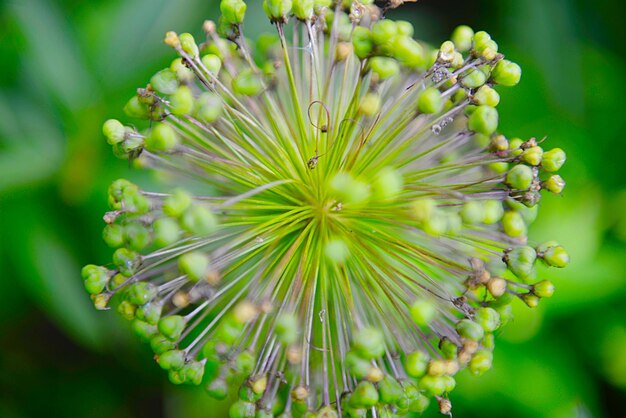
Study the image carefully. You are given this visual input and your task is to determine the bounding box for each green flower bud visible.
[110,273,126,288]
[508,137,523,156]
[490,161,509,173]
[505,198,539,224]
[102,224,125,248]
[491,59,522,86]
[451,25,474,52]
[542,148,566,172]
[495,303,513,327]
[483,333,495,350]
[456,319,484,341]
[263,0,292,21]
[408,392,430,413]
[345,351,371,380]
[460,200,483,224]
[483,200,504,224]
[418,374,446,396]
[218,315,244,344]
[520,146,543,166]
[103,119,126,145]
[505,164,533,190]
[350,381,379,408]
[411,198,436,223]
[121,187,150,214]
[158,315,187,341]
[153,217,181,247]
[359,93,381,116]
[437,40,456,63]
[136,302,163,325]
[532,280,555,298]
[124,223,152,251]
[469,350,493,375]
[473,307,500,333]
[409,299,437,326]
[230,400,256,418]
[352,27,373,60]
[132,318,158,341]
[324,238,349,264]
[353,327,385,360]
[440,338,458,360]
[502,211,528,238]
[472,31,491,49]
[544,174,566,194]
[275,313,298,345]
[195,92,224,124]
[201,54,222,76]
[117,300,137,320]
[442,375,456,393]
[170,58,194,82]
[170,85,194,116]
[233,69,264,96]
[371,20,398,46]
[235,351,256,374]
[206,378,229,400]
[127,281,158,305]
[150,334,177,354]
[372,167,403,201]
[146,123,179,152]
[417,87,444,114]
[163,189,193,218]
[505,246,537,279]
[378,376,403,404]
[158,349,186,370]
[108,179,134,209]
[293,0,314,20]
[477,39,498,61]
[329,173,370,205]
[396,20,414,37]
[151,69,179,95]
[405,350,429,378]
[468,105,498,135]
[239,382,262,402]
[461,68,487,89]
[220,0,247,25]
[124,95,151,119]
[181,205,218,235]
[179,33,199,58]
[392,36,425,69]
[369,57,400,80]
[113,248,140,276]
[179,251,210,282]
[81,265,110,295]
[472,85,500,107]
[168,369,186,385]
[395,381,417,410]
[542,244,569,268]
[521,293,540,308]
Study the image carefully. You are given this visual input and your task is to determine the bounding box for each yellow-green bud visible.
[492,59,522,86]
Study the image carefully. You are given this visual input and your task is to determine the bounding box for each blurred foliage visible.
[0,0,624,417]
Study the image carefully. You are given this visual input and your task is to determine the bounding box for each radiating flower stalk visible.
[82,0,570,416]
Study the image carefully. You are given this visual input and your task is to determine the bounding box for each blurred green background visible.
[1,0,624,417]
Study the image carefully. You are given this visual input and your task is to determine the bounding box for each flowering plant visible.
[82,1,568,416]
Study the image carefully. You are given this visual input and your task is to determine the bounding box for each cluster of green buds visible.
[84,1,569,416]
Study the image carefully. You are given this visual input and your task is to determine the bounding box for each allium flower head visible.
[84,1,570,416]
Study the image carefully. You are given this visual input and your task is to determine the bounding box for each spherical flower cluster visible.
[83,1,569,416]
